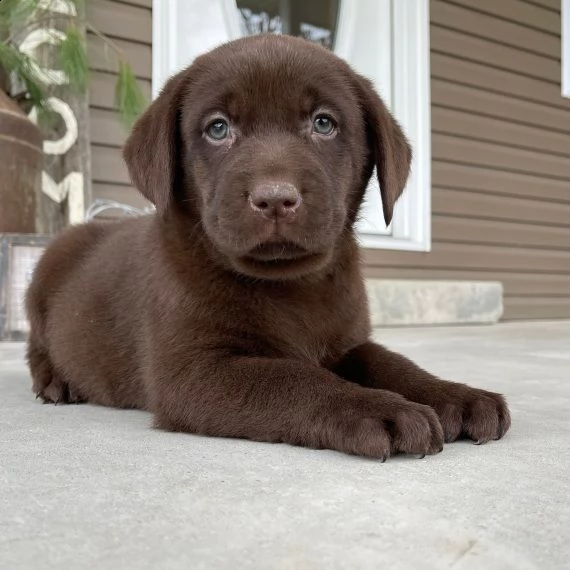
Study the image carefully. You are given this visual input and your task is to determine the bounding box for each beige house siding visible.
[86,0,152,210]
[364,0,570,320]
[86,0,570,320]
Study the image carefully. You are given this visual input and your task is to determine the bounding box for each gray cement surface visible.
[1,321,569,570]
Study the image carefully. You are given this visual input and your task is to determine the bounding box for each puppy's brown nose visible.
[249,182,302,218]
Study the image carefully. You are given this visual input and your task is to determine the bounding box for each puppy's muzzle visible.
[248,182,302,220]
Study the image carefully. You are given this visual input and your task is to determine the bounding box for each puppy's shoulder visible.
[38,220,114,270]
[26,220,134,308]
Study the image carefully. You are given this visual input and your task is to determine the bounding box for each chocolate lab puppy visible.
[25,35,510,460]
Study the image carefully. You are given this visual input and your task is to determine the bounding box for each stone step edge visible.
[365,279,503,327]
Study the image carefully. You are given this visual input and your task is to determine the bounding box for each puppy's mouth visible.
[246,240,310,262]
[227,237,332,280]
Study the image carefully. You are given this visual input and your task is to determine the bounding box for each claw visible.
[497,424,509,440]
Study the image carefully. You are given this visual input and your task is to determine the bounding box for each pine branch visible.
[0,41,48,109]
[86,22,148,126]
[58,24,88,92]
[0,0,147,126]
[115,60,146,128]
[85,22,125,58]
[0,0,42,34]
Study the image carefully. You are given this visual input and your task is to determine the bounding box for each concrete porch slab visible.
[1,321,569,569]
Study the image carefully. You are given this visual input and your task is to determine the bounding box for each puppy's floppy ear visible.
[123,72,186,213]
[354,75,412,226]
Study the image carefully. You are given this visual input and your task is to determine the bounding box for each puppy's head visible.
[124,35,411,280]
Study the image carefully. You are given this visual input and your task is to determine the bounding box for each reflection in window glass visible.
[236,0,340,50]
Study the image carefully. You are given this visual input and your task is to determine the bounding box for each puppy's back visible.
[26,222,112,340]
[26,218,152,407]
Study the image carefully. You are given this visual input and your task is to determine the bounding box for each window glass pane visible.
[236,0,340,50]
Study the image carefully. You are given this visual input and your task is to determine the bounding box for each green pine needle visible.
[58,24,88,92]
[115,61,147,128]
[0,41,22,71]
[35,104,61,132]
[0,0,41,34]
[0,41,48,109]
[0,0,146,128]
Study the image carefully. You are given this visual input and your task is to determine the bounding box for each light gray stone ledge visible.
[365,279,503,327]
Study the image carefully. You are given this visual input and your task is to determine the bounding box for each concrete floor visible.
[1,321,569,570]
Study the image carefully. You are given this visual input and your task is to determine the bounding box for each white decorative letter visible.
[29,97,78,155]
[41,172,85,225]
[19,29,68,86]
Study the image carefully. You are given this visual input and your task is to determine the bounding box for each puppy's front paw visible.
[435,385,511,444]
[326,393,444,461]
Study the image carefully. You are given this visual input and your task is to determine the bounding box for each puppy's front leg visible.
[334,342,510,445]
[150,355,443,460]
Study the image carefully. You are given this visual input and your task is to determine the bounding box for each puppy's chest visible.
[261,290,365,366]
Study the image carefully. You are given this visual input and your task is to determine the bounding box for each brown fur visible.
[25,35,510,460]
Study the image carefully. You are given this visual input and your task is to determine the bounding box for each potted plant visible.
[0,0,146,232]
[0,0,146,339]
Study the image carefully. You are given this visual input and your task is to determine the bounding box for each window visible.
[237,0,340,49]
[562,0,570,97]
[152,0,431,251]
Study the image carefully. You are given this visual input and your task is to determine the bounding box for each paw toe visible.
[439,403,463,443]
[464,392,510,444]
[392,405,444,456]
[36,377,83,405]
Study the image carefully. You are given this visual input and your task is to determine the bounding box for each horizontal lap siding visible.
[88,1,569,319]
[87,0,152,211]
[364,0,570,320]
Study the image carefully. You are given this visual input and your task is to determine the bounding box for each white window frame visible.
[561,0,570,97]
[152,0,431,252]
[152,0,243,99]
[335,0,431,252]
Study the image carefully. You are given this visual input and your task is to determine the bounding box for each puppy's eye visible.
[206,119,229,141]
[312,115,336,136]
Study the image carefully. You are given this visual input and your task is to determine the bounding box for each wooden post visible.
[18,0,92,234]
